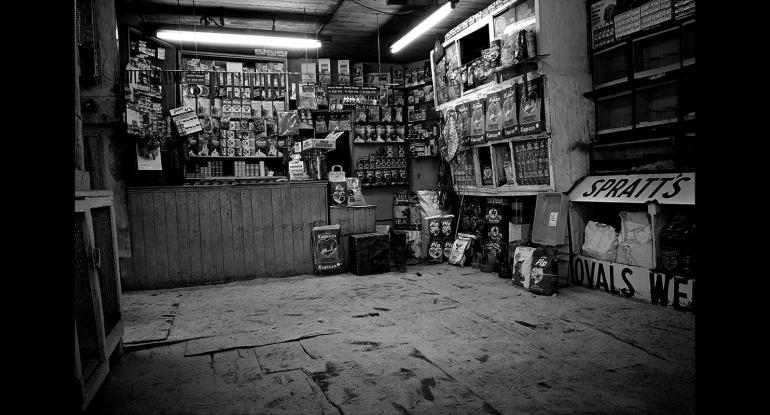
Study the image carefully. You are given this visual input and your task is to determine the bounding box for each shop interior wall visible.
[537,0,593,193]
[79,0,132,263]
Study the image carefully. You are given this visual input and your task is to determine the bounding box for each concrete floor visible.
[87,264,695,415]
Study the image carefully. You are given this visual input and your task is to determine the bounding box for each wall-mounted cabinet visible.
[585,0,695,173]
[431,0,593,197]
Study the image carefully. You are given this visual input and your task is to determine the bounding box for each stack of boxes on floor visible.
[328,204,390,275]
[458,196,533,272]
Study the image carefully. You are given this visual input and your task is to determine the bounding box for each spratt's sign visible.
[570,173,695,205]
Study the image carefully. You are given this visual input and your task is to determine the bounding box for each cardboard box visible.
[509,223,532,243]
[301,138,336,151]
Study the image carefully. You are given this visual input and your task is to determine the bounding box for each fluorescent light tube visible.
[391,3,454,53]
[156,30,321,49]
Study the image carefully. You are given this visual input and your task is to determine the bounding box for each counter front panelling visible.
[124,181,328,290]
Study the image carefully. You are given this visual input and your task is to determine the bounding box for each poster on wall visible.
[135,143,162,171]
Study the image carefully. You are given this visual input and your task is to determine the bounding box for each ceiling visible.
[116,0,498,64]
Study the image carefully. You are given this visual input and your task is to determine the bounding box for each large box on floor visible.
[348,233,391,275]
[330,205,376,235]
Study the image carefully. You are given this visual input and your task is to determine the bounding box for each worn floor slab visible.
[89,264,695,414]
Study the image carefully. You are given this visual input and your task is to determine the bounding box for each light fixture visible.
[390,2,454,53]
[156,30,321,49]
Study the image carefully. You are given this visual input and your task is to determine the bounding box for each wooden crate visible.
[329,205,376,236]
[74,190,124,411]
[348,233,391,275]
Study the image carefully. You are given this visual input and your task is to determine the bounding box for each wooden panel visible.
[231,189,245,277]
[290,187,304,276]
[300,187,313,274]
[141,193,157,288]
[198,190,214,282]
[241,189,256,276]
[126,183,328,289]
[262,188,276,277]
[252,189,267,277]
[220,189,235,278]
[175,191,190,285]
[127,193,145,288]
[209,188,224,280]
[187,191,203,282]
[280,188,293,276]
[164,192,180,284]
[153,193,169,286]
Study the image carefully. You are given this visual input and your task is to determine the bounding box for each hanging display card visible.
[169,105,202,136]
[135,143,162,171]
[469,99,486,143]
[318,58,332,84]
[456,102,471,139]
[513,137,550,186]
[338,60,350,84]
[301,62,317,84]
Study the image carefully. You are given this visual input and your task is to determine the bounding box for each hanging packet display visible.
[485,90,503,140]
[518,74,543,134]
[277,110,300,136]
[501,85,519,137]
[469,99,486,143]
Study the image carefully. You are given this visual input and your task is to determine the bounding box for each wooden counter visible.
[123,181,329,290]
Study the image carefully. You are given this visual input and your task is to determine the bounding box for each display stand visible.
[567,172,695,312]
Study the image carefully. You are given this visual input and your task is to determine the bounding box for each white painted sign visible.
[571,255,693,312]
[570,173,695,205]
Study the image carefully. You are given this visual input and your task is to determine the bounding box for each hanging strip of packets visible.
[513,137,550,186]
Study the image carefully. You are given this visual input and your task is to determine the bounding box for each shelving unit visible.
[178,51,292,182]
[119,26,179,185]
[585,0,696,173]
[430,0,593,197]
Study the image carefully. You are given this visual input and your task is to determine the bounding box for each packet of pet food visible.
[448,233,476,266]
[346,178,367,206]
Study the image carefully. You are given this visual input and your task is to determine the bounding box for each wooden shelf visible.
[187,156,283,161]
[362,183,409,188]
[185,176,287,180]
[591,15,695,54]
